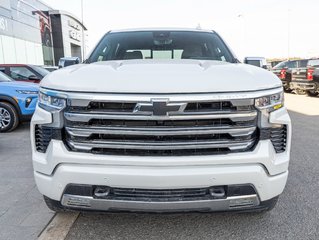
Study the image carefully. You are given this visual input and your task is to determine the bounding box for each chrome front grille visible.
[63,98,259,156]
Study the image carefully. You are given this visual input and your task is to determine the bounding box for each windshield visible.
[0,72,13,82]
[87,31,235,63]
[30,65,50,77]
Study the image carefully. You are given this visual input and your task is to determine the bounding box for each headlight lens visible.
[39,92,66,111]
[16,90,38,94]
[255,91,284,111]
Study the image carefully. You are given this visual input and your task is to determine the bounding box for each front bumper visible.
[31,104,291,212]
[35,164,288,211]
[290,81,317,90]
[281,80,289,88]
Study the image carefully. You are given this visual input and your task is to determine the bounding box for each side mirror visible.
[28,75,40,81]
[58,57,80,68]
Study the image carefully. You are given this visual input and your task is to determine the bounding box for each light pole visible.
[287,9,291,60]
[81,0,85,61]
[237,14,246,60]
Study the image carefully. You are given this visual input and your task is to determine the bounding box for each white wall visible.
[25,41,37,64]
[1,35,16,63]
[0,36,4,63]
[0,35,44,65]
[14,38,27,63]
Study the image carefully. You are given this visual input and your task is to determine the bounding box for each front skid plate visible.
[61,194,260,213]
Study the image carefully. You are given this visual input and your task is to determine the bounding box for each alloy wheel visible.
[0,107,11,129]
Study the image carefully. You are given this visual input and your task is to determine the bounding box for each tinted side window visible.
[273,62,287,69]
[308,59,319,67]
[9,67,35,80]
[287,61,297,68]
[0,72,12,82]
[299,60,308,68]
[246,60,261,67]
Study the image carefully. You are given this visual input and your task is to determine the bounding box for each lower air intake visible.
[270,125,287,153]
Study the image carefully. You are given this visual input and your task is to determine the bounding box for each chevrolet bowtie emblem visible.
[134,99,186,116]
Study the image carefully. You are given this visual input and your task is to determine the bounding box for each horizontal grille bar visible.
[68,100,253,114]
[65,126,256,137]
[112,189,208,198]
[64,111,257,122]
[66,139,256,151]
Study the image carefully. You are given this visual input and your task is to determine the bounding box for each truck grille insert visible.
[111,187,211,202]
[270,126,287,153]
[35,125,61,153]
[63,98,259,156]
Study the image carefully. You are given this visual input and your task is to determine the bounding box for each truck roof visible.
[109,28,215,33]
[244,57,266,61]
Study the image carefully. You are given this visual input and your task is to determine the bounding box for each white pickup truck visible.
[31,28,291,213]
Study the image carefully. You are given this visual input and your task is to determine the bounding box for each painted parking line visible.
[38,212,79,240]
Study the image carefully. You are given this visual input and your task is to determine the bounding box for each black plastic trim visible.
[35,125,63,153]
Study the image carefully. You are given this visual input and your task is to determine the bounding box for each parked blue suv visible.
[0,71,38,132]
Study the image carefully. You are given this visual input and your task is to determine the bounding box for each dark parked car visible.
[272,60,308,92]
[285,59,319,95]
[0,64,49,83]
[311,68,319,95]
[58,57,80,68]
[244,57,268,69]
[42,66,58,72]
[270,61,282,68]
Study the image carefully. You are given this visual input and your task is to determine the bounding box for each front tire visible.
[283,83,292,93]
[306,90,318,97]
[283,88,292,93]
[0,102,19,132]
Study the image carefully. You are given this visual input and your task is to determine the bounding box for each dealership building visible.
[0,0,87,66]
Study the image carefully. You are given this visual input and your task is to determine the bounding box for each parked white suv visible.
[31,28,291,213]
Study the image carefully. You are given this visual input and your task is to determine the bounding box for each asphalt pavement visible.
[0,124,54,240]
[1,93,319,240]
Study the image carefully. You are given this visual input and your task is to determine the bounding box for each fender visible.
[0,95,22,117]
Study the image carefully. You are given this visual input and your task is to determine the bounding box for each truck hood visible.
[41,60,282,93]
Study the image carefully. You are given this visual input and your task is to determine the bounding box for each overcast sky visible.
[44,0,319,60]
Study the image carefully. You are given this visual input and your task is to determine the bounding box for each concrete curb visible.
[38,213,79,240]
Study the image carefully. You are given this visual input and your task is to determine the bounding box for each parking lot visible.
[1,93,319,240]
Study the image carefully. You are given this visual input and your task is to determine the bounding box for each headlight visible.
[255,91,284,112]
[16,90,38,94]
[39,91,66,111]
